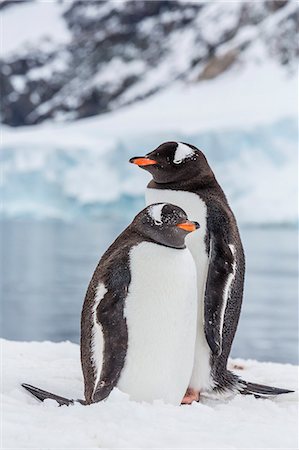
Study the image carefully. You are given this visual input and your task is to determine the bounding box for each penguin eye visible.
[154,219,163,226]
[173,159,182,165]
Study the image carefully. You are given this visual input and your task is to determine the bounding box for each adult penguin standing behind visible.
[22,203,200,406]
[130,142,293,402]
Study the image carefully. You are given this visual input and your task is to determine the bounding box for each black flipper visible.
[92,280,129,403]
[204,231,235,356]
[21,383,80,406]
[239,381,294,398]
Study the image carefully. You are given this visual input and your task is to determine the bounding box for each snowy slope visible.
[2,339,298,449]
[1,0,297,126]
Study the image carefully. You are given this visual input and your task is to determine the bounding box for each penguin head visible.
[130,141,213,184]
[133,203,200,249]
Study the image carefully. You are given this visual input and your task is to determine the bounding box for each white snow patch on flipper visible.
[91,283,107,394]
[173,142,194,164]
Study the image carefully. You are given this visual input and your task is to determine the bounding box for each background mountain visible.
[1,0,297,127]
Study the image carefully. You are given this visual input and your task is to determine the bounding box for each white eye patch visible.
[149,203,166,225]
[173,142,195,164]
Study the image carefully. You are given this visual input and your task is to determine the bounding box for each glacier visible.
[1,116,297,224]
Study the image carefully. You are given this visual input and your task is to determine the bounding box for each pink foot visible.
[181,388,200,405]
[232,363,244,370]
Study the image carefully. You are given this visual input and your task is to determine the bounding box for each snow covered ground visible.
[2,339,298,449]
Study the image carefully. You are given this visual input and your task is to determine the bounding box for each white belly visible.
[146,188,213,391]
[118,242,197,405]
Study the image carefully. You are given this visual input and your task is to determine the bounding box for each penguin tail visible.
[21,383,80,406]
[238,381,294,398]
[213,371,294,399]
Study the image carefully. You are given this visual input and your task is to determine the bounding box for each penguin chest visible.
[118,242,197,405]
[146,188,210,296]
[146,188,213,392]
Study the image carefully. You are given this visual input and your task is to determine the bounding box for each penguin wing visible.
[92,284,129,402]
[204,230,235,356]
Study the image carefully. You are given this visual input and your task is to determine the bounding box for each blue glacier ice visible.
[1,118,297,224]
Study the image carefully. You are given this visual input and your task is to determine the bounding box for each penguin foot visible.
[181,388,200,405]
[231,363,244,370]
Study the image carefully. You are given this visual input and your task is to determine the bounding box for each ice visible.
[2,339,297,449]
[1,115,296,224]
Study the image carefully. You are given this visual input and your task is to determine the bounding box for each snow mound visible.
[2,339,298,449]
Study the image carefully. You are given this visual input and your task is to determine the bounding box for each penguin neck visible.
[131,229,186,250]
[148,171,221,193]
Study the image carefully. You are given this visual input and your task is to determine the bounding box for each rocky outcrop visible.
[1,0,297,127]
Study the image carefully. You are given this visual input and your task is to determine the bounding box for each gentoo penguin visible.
[22,203,200,406]
[130,142,293,400]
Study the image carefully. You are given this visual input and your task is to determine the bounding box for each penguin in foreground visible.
[22,203,200,406]
[130,142,293,401]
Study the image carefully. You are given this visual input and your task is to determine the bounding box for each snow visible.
[119,26,198,105]
[2,339,298,449]
[27,53,71,81]
[1,0,296,127]
[1,1,71,57]
[10,74,26,93]
[2,52,296,135]
[103,57,296,135]
[91,58,145,91]
[195,1,242,46]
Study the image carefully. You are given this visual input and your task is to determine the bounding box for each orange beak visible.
[176,221,200,232]
[129,157,157,166]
